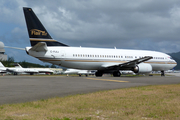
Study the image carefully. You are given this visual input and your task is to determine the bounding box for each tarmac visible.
[0,74,180,105]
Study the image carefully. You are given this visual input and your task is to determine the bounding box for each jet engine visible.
[133,63,152,73]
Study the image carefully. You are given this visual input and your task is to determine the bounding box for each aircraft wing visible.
[102,56,153,69]
[29,42,48,52]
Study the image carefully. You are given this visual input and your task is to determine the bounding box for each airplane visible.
[21,7,177,77]
[64,69,95,77]
[6,63,39,75]
[0,62,53,75]
[64,69,134,77]
[15,63,54,74]
[6,63,54,75]
[31,68,54,74]
[120,70,136,75]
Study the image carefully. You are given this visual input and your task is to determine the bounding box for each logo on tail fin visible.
[30,29,47,36]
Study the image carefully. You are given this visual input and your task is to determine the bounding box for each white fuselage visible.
[7,67,39,73]
[26,46,177,71]
[64,69,93,75]
[33,68,54,73]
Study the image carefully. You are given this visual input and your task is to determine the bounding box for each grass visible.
[0,84,180,120]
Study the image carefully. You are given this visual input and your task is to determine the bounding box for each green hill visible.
[168,52,180,70]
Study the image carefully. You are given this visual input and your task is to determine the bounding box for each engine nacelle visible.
[133,63,152,73]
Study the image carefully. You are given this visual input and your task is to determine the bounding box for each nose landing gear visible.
[161,71,165,76]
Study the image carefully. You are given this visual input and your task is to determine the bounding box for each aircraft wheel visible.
[30,73,34,75]
[161,71,165,76]
[113,71,121,77]
[14,72,17,75]
[95,71,103,77]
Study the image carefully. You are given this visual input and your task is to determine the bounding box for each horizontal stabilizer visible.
[4,46,25,50]
[29,42,48,52]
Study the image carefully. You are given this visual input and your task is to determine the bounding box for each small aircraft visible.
[10,7,177,77]
[64,69,95,77]
[120,70,136,75]
[32,68,54,74]
[6,63,39,75]
[7,63,53,75]
[0,62,54,75]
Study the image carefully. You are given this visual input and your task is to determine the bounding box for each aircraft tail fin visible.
[0,62,5,68]
[14,63,22,68]
[23,7,68,47]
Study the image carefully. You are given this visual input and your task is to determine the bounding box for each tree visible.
[1,56,15,67]
[7,57,14,63]
[50,64,57,68]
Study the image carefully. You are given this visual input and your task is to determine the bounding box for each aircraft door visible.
[59,50,66,66]
[60,50,66,58]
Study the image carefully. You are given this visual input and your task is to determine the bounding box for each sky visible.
[1,0,180,65]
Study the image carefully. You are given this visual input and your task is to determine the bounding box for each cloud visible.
[1,0,180,65]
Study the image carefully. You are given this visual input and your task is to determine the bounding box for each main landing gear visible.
[161,71,165,76]
[78,74,88,77]
[95,71,103,77]
[113,71,121,77]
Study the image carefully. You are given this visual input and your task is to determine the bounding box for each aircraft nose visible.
[173,60,177,67]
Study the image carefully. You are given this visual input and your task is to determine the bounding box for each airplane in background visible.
[64,69,135,77]
[7,63,53,75]
[18,7,177,77]
[32,68,54,74]
[15,63,54,75]
[0,62,54,75]
[120,70,136,75]
[6,63,39,75]
[64,69,95,77]
[0,62,38,75]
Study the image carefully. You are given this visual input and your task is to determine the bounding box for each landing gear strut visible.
[161,71,165,76]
